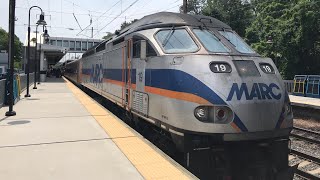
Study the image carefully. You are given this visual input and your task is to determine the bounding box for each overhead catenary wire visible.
[106,1,181,34]
[15,0,182,40]
[93,0,141,37]
[76,0,122,36]
[15,7,136,19]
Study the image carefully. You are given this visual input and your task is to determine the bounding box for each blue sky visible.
[0,0,181,42]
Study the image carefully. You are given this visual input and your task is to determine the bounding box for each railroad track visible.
[290,126,320,179]
[290,127,320,144]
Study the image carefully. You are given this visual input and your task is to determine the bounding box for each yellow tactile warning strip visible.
[63,78,196,180]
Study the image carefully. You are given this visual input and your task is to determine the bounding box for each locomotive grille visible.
[132,91,149,116]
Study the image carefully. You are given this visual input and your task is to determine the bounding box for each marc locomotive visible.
[65,12,294,179]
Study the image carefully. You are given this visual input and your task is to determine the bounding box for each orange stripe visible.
[230,122,241,132]
[104,79,125,86]
[131,83,136,90]
[144,86,210,105]
[81,76,242,132]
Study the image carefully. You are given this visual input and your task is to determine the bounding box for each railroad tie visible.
[308,168,320,175]
[298,161,312,168]
[289,155,296,161]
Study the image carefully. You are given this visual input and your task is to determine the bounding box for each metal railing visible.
[0,73,34,109]
[284,80,294,94]
[0,79,5,108]
[19,73,34,91]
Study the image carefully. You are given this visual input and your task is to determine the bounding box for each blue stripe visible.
[82,69,91,75]
[233,115,249,132]
[275,92,288,129]
[145,69,248,132]
[82,68,136,83]
[103,69,122,81]
[82,68,248,132]
[275,113,285,129]
[145,69,226,105]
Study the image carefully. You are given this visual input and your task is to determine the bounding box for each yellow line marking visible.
[63,78,194,180]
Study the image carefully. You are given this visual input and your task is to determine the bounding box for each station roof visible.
[120,12,231,35]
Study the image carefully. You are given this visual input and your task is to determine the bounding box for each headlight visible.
[194,105,234,124]
[194,106,209,122]
[284,92,293,116]
[284,102,292,115]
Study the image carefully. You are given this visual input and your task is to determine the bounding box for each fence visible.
[0,73,34,108]
[20,73,34,92]
[0,79,5,108]
[284,80,294,94]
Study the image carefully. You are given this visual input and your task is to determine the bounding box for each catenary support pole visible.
[183,0,187,14]
[5,0,17,116]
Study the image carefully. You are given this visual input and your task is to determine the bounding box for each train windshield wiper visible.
[162,26,175,47]
[221,29,236,47]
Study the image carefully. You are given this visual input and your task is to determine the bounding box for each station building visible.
[23,31,102,81]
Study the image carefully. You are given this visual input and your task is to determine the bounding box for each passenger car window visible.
[193,29,229,53]
[155,29,198,53]
[219,31,255,54]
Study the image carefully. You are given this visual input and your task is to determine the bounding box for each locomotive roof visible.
[119,12,231,35]
[83,12,232,58]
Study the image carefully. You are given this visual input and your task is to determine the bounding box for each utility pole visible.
[5,0,16,116]
[183,0,187,14]
[91,27,93,38]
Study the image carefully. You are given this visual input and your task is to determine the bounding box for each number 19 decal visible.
[210,62,232,73]
[259,63,275,74]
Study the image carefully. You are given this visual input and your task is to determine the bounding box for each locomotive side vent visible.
[132,91,149,116]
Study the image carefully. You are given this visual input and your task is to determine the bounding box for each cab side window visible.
[133,39,141,58]
[132,36,157,58]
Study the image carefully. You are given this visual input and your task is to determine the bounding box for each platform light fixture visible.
[33,21,47,89]
[37,27,49,84]
[25,6,46,97]
[43,28,50,44]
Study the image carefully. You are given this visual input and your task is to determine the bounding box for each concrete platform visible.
[0,78,196,180]
[289,95,320,110]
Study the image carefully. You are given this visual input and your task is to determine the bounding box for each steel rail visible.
[290,149,320,180]
[295,168,320,180]
[293,126,320,136]
[290,133,320,145]
[290,149,320,164]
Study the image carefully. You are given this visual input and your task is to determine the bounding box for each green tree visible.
[202,0,253,37]
[102,32,114,40]
[119,19,138,31]
[245,0,320,79]
[179,0,206,14]
[0,27,23,68]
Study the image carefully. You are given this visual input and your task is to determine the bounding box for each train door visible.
[122,39,132,109]
[131,39,149,116]
[135,40,146,92]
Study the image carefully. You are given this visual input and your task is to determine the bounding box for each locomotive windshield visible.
[193,29,230,53]
[155,29,199,53]
[219,30,255,54]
